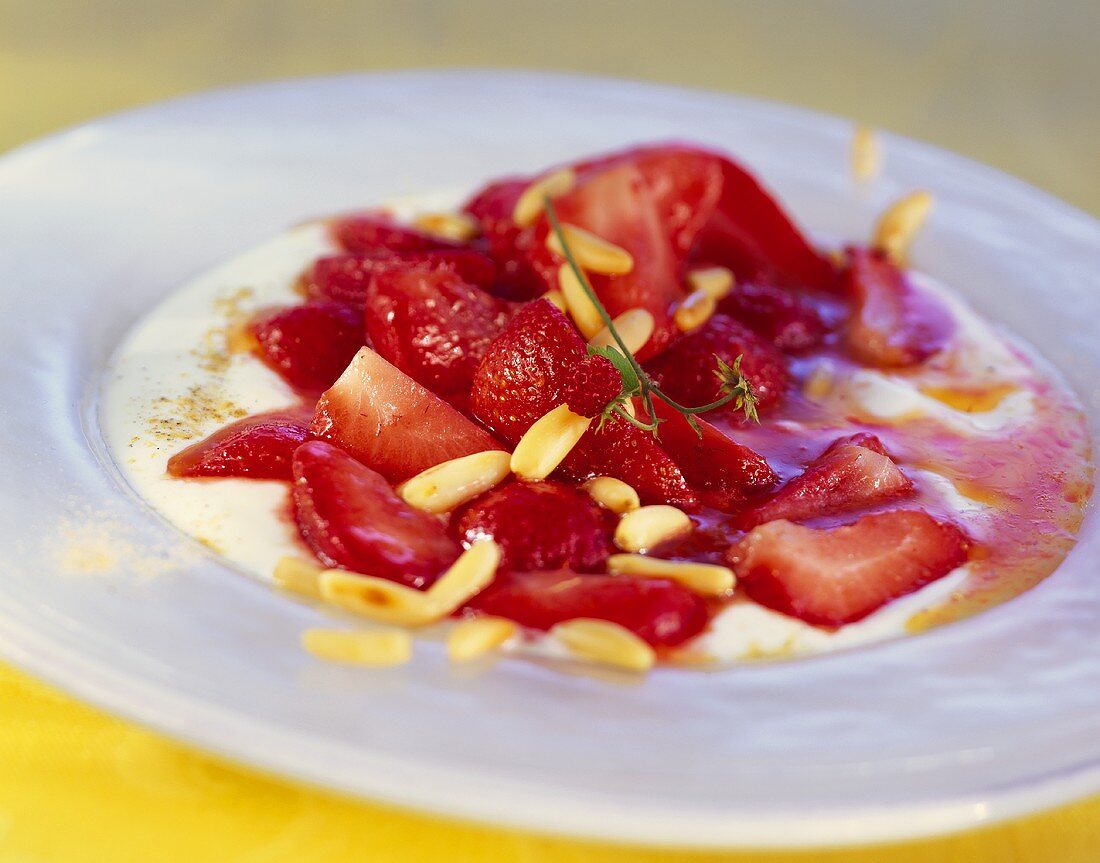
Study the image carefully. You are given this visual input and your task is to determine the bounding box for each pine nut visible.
[551,619,655,672]
[541,289,568,312]
[546,223,634,275]
[319,570,442,626]
[873,190,933,264]
[512,167,576,228]
[273,556,324,599]
[427,539,502,610]
[558,264,605,339]
[412,211,480,242]
[446,616,518,662]
[851,125,881,183]
[301,628,412,666]
[398,450,511,514]
[686,266,734,301]
[583,476,640,514]
[511,403,592,480]
[607,554,735,596]
[588,308,655,355]
[614,505,693,552]
[673,288,717,332]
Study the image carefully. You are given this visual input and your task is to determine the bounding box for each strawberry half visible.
[466,570,709,647]
[738,433,914,528]
[451,480,616,573]
[249,302,366,394]
[717,282,828,354]
[167,407,313,481]
[331,211,463,255]
[292,441,459,587]
[729,510,970,625]
[312,347,499,484]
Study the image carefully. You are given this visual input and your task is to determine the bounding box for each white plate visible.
[0,71,1098,849]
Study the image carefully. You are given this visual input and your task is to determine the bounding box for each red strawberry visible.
[302,250,496,308]
[717,282,828,353]
[729,510,969,625]
[330,211,463,255]
[291,441,459,588]
[466,570,709,647]
[249,302,366,394]
[738,433,913,528]
[842,247,954,367]
[561,354,622,418]
[644,314,790,417]
[311,347,499,484]
[167,407,313,481]
[451,480,615,573]
[364,259,516,408]
[470,300,696,507]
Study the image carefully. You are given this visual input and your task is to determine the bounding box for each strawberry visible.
[644,314,790,417]
[291,441,459,588]
[842,247,954,367]
[311,347,499,484]
[249,302,366,394]
[167,407,313,481]
[470,300,696,507]
[466,570,709,647]
[729,510,969,625]
[561,354,622,418]
[717,282,828,353]
[451,480,616,573]
[738,433,913,528]
[330,211,463,255]
[364,259,516,408]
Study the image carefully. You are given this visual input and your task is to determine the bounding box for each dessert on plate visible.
[104,141,1092,672]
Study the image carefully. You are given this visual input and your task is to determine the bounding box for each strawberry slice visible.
[292,441,458,587]
[470,300,696,507]
[717,282,828,354]
[644,314,790,417]
[331,211,463,255]
[738,433,913,528]
[451,480,616,573]
[466,570,709,647]
[312,347,499,484]
[167,407,313,481]
[249,302,366,394]
[364,258,516,408]
[842,247,954,367]
[302,250,497,308]
[729,510,969,625]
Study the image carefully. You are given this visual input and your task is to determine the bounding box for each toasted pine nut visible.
[301,628,412,666]
[558,264,605,339]
[546,224,634,275]
[851,125,881,183]
[873,190,933,264]
[614,505,693,552]
[552,618,655,672]
[583,476,640,514]
[319,570,442,626]
[541,289,568,312]
[446,616,518,662]
[273,556,324,599]
[686,266,734,301]
[511,404,592,480]
[398,450,511,514]
[607,554,735,596]
[803,364,834,400]
[427,540,502,610]
[588,308,655,355]
[412,211,480,242]
[673,288,717,332]
[512,167,576,228]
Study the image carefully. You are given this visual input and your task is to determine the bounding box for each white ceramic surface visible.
[0,71,1098,849]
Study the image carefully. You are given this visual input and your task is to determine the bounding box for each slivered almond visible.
[511,403,592,480]
[427,540,502,610]
[552,618,655,672]
[412,211,480,242]
[398,450,511,514]
[273,556,324,599]
[673,288,717,332]
[546,224,634,275]
[686,266,734,301]
[873,190,933,264]
[558,264,604,339]
[301,628,412,666]
[512,167,576,228]
[588,308,655,355]
[614,505,693,552]
[446,616,518,662]
[851,125,881,182]
[583,477,640,514]
[319,570,442,626]
[608,554,735,596]
[541,289,568,312]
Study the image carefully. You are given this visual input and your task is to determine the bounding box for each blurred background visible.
[1,0,1097,215]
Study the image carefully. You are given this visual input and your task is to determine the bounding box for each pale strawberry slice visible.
[842,247,954,367]
[330,211,463,255]
[302,250,497,307]
[451,480,616,572]
[364,259,516,408]
[167,407,313,481]
[739,433,913,528]
[717,281,828,354]
[469,300,696,507]
[466,570,709,647]
[311,347,499,484]
[292,441,458,587]
[249,302,366,394]
[728,510,969,625]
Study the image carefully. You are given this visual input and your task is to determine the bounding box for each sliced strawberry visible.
[644,314,790,417]
[302,250,496,308]
[729,510,969,625]
[738,433,913,528]
[249,302,366,394]
[167,407,313,481]
[364,259,516,407]
[292,441,458,587]
[842,247,954,367]
[466,570,709,647]
[330,211,463,255]
[312,347,499,484]
[470,300,696,507]
[717,282,828,354]
[451,480,615,573]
